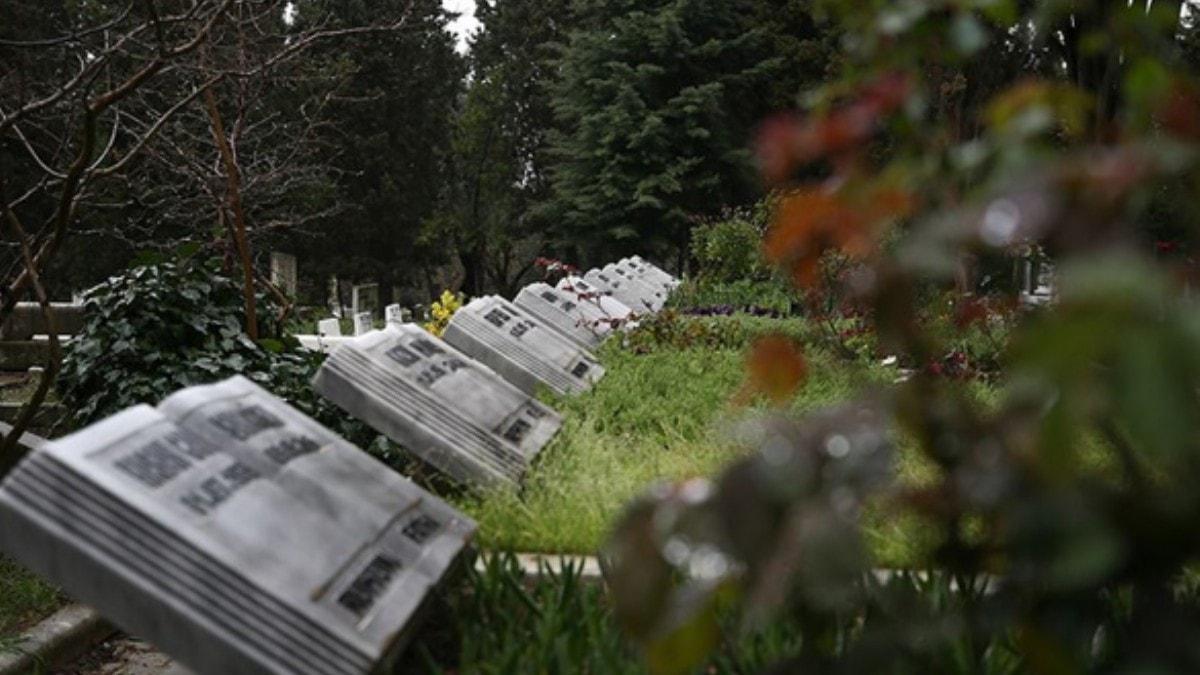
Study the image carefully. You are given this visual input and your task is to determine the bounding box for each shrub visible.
[668,277,798,316]
[425,289,464,337]
[57,257,375,448]
[689,203,772,283]
[606,3,1200,674]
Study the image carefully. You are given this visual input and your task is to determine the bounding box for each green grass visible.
[0,557,63,643]
[455,322,904,556]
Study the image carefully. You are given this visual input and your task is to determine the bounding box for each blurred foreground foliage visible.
[605,1,1200,673]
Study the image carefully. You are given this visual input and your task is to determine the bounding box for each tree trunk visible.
[459,245,486,298]
[202,86,259,340]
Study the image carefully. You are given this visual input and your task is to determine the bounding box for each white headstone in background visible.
[583,267,661,313]
[617,257,673,294]
[514,283,612,351]
[352,284,380,318]
[318,318,342,338]
[353,312,373,337]
[626,256,681,290]
[313,326,562,487]
[328,276,343,318]
[0,375,475,675]
[555,276,638,327]
[385,304,404,328]
[269,252,298,297]
[603,263,667,311]
[442,296,605,396]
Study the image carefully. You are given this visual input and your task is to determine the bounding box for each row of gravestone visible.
[0,257,680,675]
[313,256,680,488]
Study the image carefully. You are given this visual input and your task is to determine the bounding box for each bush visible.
[57,258,374,447]
[425,289,464,337]
[668,277,798,316]
[606,3,1200,674]
[690,203,772,283]
[621,311,818,354]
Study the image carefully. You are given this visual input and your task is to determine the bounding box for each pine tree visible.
[427,0,575,297]
[540,0,819,267]
[291,0,466,303]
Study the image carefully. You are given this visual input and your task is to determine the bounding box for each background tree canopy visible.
[9,0,1200,304]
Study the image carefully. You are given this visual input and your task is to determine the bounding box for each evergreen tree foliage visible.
[289,0,466,304]
[541,0,826,267]
[427,0,574,297]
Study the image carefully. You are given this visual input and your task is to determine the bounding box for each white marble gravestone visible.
[352,284,379,317]
[602,263,668,310]
[627,255,680,288]
[554,276,638,326]
[328,276,344,318]
[353,312,373,337]
[318,318,342,338]
[0,376,475,675]
[269,252,298,297]
[617,257,675,295]
[442,296,605,396]
[513,283,613,351]
[313,326,562,487]
[583,267,663,313]
[385,304,404,328]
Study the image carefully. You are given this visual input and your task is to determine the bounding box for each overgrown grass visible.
[0,556,62,643]
[404,552,808,674]
[455,315,921,558]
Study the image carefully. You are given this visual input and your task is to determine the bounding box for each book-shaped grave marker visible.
[0,375,475,675]
[603,262,669,310]
[313,325,562,488]
[554,275,639,328]
[514,282,620,351]
[443,296,604,396]
[624,254,681,291]
[583,266,665,313]
[626,255,681,290]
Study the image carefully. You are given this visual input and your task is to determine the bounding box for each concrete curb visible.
[0,605,114,675]
[0,555,599,675]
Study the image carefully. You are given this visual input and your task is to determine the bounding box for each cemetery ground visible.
[0,302,1129,671]
[455,318,940,564]
[0,310,954,664]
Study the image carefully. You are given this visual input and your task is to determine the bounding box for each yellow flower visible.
[424,289,463,337]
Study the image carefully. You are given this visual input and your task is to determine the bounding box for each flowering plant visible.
[423,289,463,337]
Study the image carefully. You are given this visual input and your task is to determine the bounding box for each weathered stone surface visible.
[351,284,379,317]
[318,318,342,338]
[601,263,668,310]
[353,312,373,336]
[313,325,562,487]
[0,604,114,675]
[0,376,475,675]
[624,255,680,290]
[554,277,638,324]
[269,253,298,298]
[583,267,664,313]
[0,341,52,371]
[443,296,604,396]
[385,304,404,327]
[0,303,84,341]
[513,283,611,351]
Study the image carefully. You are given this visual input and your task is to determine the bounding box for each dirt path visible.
[54,636,181,675]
